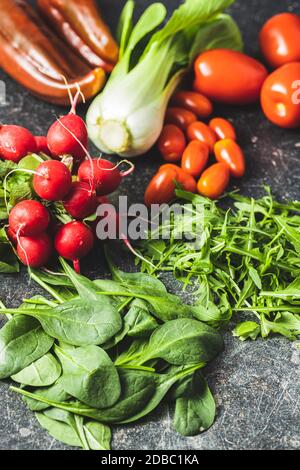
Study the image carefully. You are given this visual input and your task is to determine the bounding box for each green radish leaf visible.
[54,344,121,409]
[0,316,54,379]
[11,353,61,387]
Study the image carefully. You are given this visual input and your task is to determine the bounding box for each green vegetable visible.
[35,412,82,448]
[0,228,19,273]
[87,0,242,157]
[0,316,54,379]
[1,298,122,347]
[54,344,121,409]
[11,353,61,387]
[23,381,70,412]
[173,372,216,436]
[83,421,111,451]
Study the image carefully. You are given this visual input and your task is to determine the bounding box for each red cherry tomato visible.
[194,49,268,105]
[187,121,217,153]
[214,139,245,178]
[209,118,237,141]
[259,13,300,69]
[144,167,178,206]
[171,91,213,118]
[261,62,300,128]
[158,125,186,162]
[197,163,230,200]
[158,164,197,193]
[165,107,197,131]
[181,140,209,178]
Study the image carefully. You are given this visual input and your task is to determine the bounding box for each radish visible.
[33,160,72,201]
[0,125,37,162]
[63,182,98,220]
[9,200,50,237]
[6,226,17,246]
[17,232,52,268]
[35,136,51,155]
[55,221,94,272]
[78,158,134,196]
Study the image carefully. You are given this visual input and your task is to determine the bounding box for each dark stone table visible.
[0,0,299,450]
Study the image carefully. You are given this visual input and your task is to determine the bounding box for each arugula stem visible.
[30,272,64,304]
[233,306,300,313]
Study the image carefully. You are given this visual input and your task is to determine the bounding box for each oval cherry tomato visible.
[158,124,186,162]
[260,13,300,69]
[144,167,178,206]
[197,163,230,200]
[165,107,197,131]
[194,49,268,105]
[187,121,217,152]
[261,62,300,128]
[209,118,237,141]
[159,164,197,194]
[214,139,245,178]
[171,91,213,118]
[181,140,209,178]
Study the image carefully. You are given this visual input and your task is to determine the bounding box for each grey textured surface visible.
[0,0,300,451]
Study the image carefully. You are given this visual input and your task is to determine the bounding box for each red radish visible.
[17,233,52,268]
[33,160,72,201]
[0,125,37,162]
[55,222,94,269]
[6,226,17,246]
[9,200,50,237]
[47,114,88,162]
[35,136,51,155]
[63,182,98,220]
[78,159,132,196]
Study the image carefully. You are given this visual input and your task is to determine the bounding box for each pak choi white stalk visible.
[86,0,243,158]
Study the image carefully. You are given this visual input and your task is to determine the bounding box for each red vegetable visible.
[63,182,98,219]
[47,113,88,162]
[78,158,123,196]
[157,125,186,162]
[35,136,50,155]
[261,62,300,128]
[194,49,268,105]
[197,163,230,199]
[214,139,245,178]
[165,107,197,131]
[0,125,37,162]
[187,121,217,153]
[33,160,72,201]
[209,118,237,141]
[259,13,300,69]
[55,221,94,262]
[9,200,50,237]
[171,91,213,118]
[17,232,52,268]
[181,140,209,178]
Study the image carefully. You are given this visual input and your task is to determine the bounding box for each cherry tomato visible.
[165,107,197,131]
[261,62,300,128]
[214,139,245,178]
[158,125,186,162]
[144,167,178,206]
[181,140,209,178]
[209,118,237,141]
[197,163,230,200]
[159,164,197,194]
[194,49,268,105]
[259,13,300,69]
[187,121,217,153]
[171,91,213,118]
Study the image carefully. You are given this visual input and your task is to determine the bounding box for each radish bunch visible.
[1,93,134,272]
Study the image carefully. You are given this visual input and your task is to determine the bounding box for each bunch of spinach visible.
[0,258,222,450]
[137,189,300,341]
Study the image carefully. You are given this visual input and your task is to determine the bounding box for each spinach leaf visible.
[126,299,159,337]
[123,319,224,366]
[11,353,61,387]
[35,412,82,448]
[54,344,121,409]
[84,421,111,450]
[24,381,70,412]
[0,316,54,379]
[2,298,122,347]
[60,258,100,301]
[173,372,216,436]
